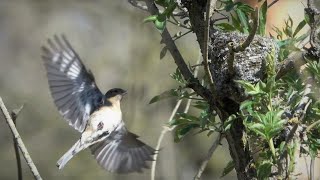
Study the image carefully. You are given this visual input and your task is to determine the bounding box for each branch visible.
[0,97,42,180]
[203,0,217,94]
[194,133,223,180]
[151,51,202,180]
[275,51,306,80]
[11,104,25,180]
[144,0,214,102]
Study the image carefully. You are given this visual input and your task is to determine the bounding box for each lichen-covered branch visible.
[0,97,42,180]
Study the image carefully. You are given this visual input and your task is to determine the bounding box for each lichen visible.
[209,30,279,102]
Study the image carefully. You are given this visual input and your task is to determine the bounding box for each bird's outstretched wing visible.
[90,131,155,173]
[42,35,104,132]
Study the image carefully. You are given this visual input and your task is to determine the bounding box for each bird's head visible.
[105,88,127,104]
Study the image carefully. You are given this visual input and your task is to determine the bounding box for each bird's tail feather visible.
[56,140,84,169]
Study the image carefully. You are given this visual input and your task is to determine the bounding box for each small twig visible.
[276,51,306,80]
[11,104,25,180]
[167,19,192,30]
[310,158,315,180]
[268,0,280,9]
[306,119,320,132]
[203,0,217,95]
[169,16,192,30]
[151,51,202,180]
[194,133,223,180]
[227,8,259,76]
[0,97,42,180]
[150,100,181,180]
[233,7,259,52]
[173,30,192,41]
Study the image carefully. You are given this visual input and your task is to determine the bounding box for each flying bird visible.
[41,35,155,173]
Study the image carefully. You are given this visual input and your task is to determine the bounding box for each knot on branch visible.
[209,30,279,103]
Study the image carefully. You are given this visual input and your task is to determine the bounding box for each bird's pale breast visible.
[89,106,122,132]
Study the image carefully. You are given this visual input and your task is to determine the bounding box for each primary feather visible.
[41,35,104,132]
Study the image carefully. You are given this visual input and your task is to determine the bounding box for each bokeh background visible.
[0,0,318,180]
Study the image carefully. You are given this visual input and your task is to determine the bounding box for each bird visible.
[41,35,155,173]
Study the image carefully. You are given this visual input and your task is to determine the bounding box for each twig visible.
[150,100,181,180]
[268,0,280,9]
[233,8,259,53]
[11,104,25,180]
[306,119,320,132]
[167,19,192,30]
[0,97,42,180]
[275,51,306,80]
[173,30,192,41]
[310,158,315,180]
[194,133,223,180]
[227,8,259,76]
[203,0,217,95]
[151,51,202,180]
[128,0,187,16]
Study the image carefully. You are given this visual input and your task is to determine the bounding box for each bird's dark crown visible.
[105,88,127,98]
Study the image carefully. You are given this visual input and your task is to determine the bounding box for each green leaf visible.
[235,80,255,92]
[199,109,209,128]
[163,2,177,17]
[240,100,254,110]
[143,15,158,23]
[283,16,293,37]
[257,160,272,179]
[237,3,254,13]
[174,124,199,142]
[221,160,235,177]
[293,20,306,37]
[149,89,178,104]
[155,18,166,33]
[170,68,185,84]
[258,0,267,35]
[279,141,286,153]
[160,46,168,59]
[236,9,249,34]
[224,114,237,131]
[305,12,311,25]
[193,101,209,110]
[231,13,242,32]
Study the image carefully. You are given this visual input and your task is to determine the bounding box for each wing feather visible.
[42,35,104,132]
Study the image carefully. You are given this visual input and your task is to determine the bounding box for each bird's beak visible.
[122,91,127,96]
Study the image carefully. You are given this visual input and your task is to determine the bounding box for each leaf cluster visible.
[215,0,267,35]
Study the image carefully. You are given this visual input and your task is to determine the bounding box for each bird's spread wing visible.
[42,35,104,132]
[90,131,155,173]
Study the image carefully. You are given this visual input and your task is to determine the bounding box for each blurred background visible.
[0,0,318,180]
